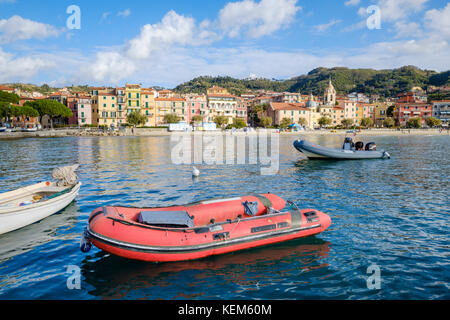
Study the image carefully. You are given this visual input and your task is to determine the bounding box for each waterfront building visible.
[373,103,390,127]
[155,97,187,125]
[67,94,92,125]
[115,87,127,125]
[206,86,243,125]
[185,94,207,123]
[336,100,357,124]
[267,102,312,128]
[432,100,450,126]
[125,84,141,116]
[141,89,156,126]
[394,102,433,126]
[355,103,373,125]
[91,88,118,127]
[331,106,345,126]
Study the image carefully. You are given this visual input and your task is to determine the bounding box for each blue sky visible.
[0,0,449,88]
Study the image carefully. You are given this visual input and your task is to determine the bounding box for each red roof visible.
[270,102,307,111]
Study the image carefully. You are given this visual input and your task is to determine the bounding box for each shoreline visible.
[0,128,449,140]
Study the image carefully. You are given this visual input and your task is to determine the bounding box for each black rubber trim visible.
[251,224,276,233]
[86,223,322,254]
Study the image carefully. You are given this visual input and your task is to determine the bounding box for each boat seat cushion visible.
[138,210,194,228]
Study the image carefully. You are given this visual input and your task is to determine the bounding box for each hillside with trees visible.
[173,66,449,98]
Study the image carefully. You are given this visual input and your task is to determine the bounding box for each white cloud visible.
[1,1,449,88]
[117,9,131,18]
[376,0,429,22]
[125,10,196,60]
[218,0,301,38]
[0,15,61,44]
[0,48,55,82]
[314,19,342,32]
[424,3,450,39]
[83,51,137,85]
[393,21,423,38]
[345,0,360,6]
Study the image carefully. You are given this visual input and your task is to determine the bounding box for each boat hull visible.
[85,195,331,262]
[294,139,390,160]
[0,182,81,235]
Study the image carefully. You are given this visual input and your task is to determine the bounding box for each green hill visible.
[174,66,449,98]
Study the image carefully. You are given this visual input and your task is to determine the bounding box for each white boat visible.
[0,181,81,235]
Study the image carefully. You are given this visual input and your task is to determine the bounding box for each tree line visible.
[0,91,72,129]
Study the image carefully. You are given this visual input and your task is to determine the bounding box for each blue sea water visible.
[0,134,448,300]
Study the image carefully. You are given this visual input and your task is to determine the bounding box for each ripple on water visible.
[0,135,449,299]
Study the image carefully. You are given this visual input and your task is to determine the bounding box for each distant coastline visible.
[1,128,448,140]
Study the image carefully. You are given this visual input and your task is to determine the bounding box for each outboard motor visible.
[365,142,377,151]
[355,141,364,151]
[343,137,354,150]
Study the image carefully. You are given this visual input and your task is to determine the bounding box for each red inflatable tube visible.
[84,194,331,262]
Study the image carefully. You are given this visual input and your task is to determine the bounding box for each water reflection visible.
[81,237,330,299]
[0,202,80,263]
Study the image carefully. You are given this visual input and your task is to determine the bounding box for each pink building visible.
[67,95,93,125]
[186,94,207,123]
[236,97,248,123]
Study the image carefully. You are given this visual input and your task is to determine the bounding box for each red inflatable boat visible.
[81,194,331,262]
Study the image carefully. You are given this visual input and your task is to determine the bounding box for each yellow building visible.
[373,103,389,127]
[116,87,127,125]
[155,97,187,125]
[207,86,229,95]
[355,103,373,125]
[91,88,119,127]
[125,84,141,116]
[267,102,313,128]
[141,89,156,126]
[331,106,345,126]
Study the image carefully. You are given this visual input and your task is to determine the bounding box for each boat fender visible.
[80,228,92,253]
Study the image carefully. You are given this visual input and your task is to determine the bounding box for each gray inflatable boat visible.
[293,139,390,160]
